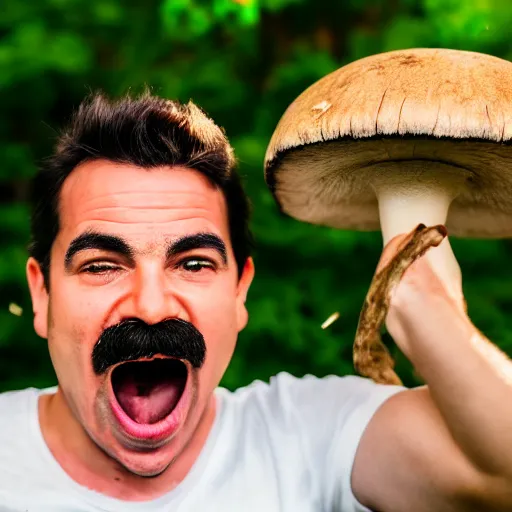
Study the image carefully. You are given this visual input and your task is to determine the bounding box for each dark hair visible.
[29,91,253,288]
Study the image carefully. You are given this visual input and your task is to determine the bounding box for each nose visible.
[125,264,182,325]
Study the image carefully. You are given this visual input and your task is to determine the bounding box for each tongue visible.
[116,378,182,424]
[113,361,186,424]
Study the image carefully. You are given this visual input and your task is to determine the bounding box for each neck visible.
[38,388,217,501]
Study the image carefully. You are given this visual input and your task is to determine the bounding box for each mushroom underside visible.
[269,137,512,238]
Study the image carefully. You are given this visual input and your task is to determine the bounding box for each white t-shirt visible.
[0,372,403,512]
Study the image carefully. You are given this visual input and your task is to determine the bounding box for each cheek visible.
[47,301,90,377]
[192,279,239,328]
[46,284,109,380]
[187,280,239,362]
[50,277,116,337]
[47,297,107,424]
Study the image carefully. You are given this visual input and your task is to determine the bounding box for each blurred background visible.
[1,0,511,392]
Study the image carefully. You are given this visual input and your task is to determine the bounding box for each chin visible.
[108,445,176,478]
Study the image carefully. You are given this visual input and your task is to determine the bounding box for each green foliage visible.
[161,0,259,39]
[0,0,511,392]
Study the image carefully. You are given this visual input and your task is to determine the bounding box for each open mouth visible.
[111,358,188,427]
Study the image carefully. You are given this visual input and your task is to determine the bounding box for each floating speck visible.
[9,303,23,317]
[321,312,339,329]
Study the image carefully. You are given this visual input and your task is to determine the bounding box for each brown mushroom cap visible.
[264,48,512,237]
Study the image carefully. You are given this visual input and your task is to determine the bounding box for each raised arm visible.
[351,234,512,512]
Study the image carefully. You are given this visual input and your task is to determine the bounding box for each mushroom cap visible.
[264,48,512,237]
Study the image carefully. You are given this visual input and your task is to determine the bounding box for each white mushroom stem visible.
[372,165,469,303]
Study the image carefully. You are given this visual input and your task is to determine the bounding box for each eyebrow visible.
[65,232,134,270]
[64,231,228,270]
[167,233,227,264]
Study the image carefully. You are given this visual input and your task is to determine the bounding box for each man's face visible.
[27,161,253,476]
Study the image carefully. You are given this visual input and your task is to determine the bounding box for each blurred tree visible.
[0,0,511,391]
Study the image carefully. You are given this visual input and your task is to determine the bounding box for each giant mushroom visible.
[264,48,512,385]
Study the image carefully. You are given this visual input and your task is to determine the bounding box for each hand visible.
[376,231,468,359]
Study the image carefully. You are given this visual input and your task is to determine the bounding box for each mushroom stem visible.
[372,164,469,300]
[377,182,453,244]
[353,164,470,384]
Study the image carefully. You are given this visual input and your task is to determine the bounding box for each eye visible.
[181,259,216,273]
[81,263,120,274]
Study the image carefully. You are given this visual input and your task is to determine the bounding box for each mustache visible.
[91,318,206,375]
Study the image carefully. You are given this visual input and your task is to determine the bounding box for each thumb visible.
[375,230,416,274]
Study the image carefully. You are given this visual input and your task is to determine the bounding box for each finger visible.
[376,227,420,274]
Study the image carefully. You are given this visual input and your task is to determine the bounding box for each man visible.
[0,91,510,512]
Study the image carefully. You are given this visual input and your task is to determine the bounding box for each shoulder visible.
[0,387,40,420]
[0,386,55,459]
[215,373,404,510]
[218,372,403,431]
[220,371,400,405]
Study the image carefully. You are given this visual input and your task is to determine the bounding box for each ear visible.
[26,257,49,339]
[235,257,255,332]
